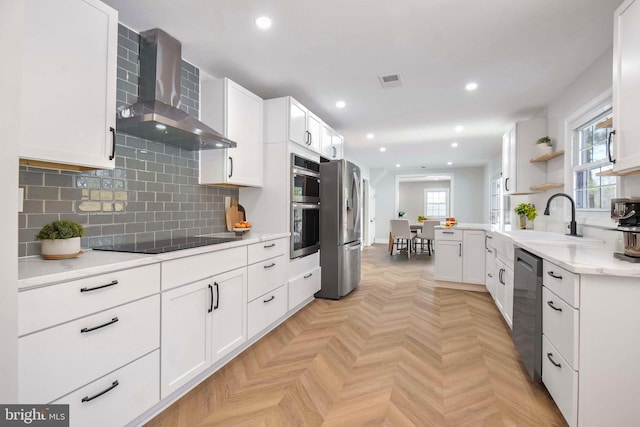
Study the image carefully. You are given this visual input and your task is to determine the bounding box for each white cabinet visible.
[496,259,513,327]
[612,0,640,173]
[434,240,463,282]
[288,97,309,146]
[307,111,322,152]
[200,77,264,187]
[485,236,497,299]
[501,119,547,194]
[18,0,118,170]
[288,251,321,310]
[434,228,485,285]
[462,230,486,284]
[321,123,344,159]
[247,284,288,339]
[211,268,247,362]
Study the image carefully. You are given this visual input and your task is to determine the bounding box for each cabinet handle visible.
[228,156,233,178]
[304,273,313,279]
[81,380,119,403]
[332,146,337,158]
[81,317,119,333]
[264,243,276,248]
[263,295,275,303]
[80,280,118,292]
[214,282,220,310]
[547,300,562,312]
[208,284,214,313]
[547,271,563,280]
[505,177,510,192]
[459,243,462,257]
[263,262,276,269]
[109,127,116,160]
[499,268,505,284]
[488,273,493,278]
[442,231,455,234]
[607,130,616,164]
[547,352,562,368]
[487,249,493,254]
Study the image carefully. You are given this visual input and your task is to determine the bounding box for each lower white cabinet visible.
[211,268,247,362]
[289,267,321,310]
[52,350,159,427]
[542,336,578,427]
[462,230,486,284]
[434,229,485,284]
[495,258,513,327]
[248,284,288,339]
[434,240,463,282]
[485,244,497,299]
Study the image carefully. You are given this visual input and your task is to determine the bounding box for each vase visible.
[40,237,81,258]
[519,215,527,229]
[534,143,552,158]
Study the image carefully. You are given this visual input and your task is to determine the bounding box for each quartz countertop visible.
[434,223,491,231]
[18,232,290,289]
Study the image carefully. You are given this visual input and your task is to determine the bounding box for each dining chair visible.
[390,219,415,258]
[415,219,438,256]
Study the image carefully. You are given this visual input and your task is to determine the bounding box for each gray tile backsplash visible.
[18,25,236,257]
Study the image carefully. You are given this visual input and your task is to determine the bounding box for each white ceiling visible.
[102,0,624,171]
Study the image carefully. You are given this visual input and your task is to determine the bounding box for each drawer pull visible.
[488,273,493,278]
[263,295,275,303]
[304,273,313,279]
[263,262,276,269]
[81,380,119,403]
[80,280,118,292]
[214,282,220,310]
[81,317,119,333]
[264,243,276,248]
[442,231,455,234]
[547,352,562,368]
[208,284,214,313]
[547,300,563,312]
[547,271,563,280]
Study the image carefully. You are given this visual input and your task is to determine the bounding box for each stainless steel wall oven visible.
[290,154,321,259]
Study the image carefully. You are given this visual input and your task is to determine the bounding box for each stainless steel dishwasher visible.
[512,247,543,382]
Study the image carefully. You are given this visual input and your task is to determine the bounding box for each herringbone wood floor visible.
[145,244,567,426]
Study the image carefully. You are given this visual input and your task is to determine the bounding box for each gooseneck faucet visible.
[543,192,580,237]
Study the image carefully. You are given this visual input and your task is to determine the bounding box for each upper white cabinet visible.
[612,0,640,173]
[18,0,118,170]
[200,77,264,187]
[501,119,547,194]
[264,96,342,158]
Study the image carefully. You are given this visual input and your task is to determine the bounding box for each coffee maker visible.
[611,198,640,261]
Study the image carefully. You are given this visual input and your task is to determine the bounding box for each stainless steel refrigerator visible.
[316,159,362,299]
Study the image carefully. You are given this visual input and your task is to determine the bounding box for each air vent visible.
[378,74,403,89]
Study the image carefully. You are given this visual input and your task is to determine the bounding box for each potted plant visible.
[534,136,552,157]
[398,211,406,218]
[417,215,427,222]
[514,203,537,229]
[36,219,85,259]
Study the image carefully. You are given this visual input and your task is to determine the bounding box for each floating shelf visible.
[595,117,613,129]
[530,150,565,163]
[596,169,640,177]
[529,183,564,191]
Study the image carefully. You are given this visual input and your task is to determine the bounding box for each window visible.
[572,109,615,210]
[424,189,449,217]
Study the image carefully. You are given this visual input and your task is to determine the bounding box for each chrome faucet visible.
[543,193,580,237]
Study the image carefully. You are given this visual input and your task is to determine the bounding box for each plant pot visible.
[519,215,527,230]
[534,143,552,157]
[41,237,81,258]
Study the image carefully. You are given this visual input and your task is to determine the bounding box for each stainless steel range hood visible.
[116,29,236,150]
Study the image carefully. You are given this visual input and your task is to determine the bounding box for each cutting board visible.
[225,199,245,231]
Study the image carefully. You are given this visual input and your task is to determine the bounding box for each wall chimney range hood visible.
[116,29,236,151]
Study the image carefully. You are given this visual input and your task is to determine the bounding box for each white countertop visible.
[435,223,491,231]
[18,232,290,289]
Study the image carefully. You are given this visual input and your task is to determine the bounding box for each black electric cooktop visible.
[92,236,241,254]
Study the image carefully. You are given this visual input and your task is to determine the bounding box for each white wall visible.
[399,180,451,222]
[0,0,22,403]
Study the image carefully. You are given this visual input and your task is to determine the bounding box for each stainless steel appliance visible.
[290,155,321,259]
[512,247,543,383]
[611,197,640,262]
[316,159,362,299]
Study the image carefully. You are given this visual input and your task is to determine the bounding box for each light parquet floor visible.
[145,244,567,427]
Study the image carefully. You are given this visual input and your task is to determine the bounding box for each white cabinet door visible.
[613,0,640,173]
[502,130,515,194]
[434,240,463,282]
[503,265,514,328]
[462,230,486,284]
[161,279,212,398]
[19,0,117,170]
[200,78,263,187]
[331,133,344,159]
[320,123,334,158]
[485,246,496,299]
[502,120,546,194]
[307,112,322,153]
[211,268,247,363]
[288,98,308,146]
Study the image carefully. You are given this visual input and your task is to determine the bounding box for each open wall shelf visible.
[530,150,565,163]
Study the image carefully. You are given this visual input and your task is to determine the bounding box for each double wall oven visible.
[290,154,321,258]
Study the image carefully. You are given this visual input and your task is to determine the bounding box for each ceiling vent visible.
[378,74,403,89]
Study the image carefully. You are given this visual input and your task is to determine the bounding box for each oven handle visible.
[291,168,320,179]
[291,203,320,210]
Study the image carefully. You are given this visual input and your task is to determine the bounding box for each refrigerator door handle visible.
[352,170,361,233]
[347,241,362,250]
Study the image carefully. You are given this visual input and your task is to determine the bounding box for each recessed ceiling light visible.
[455,125,464,132]
[366,133,375,140]
[379,147,386,152]
[447,161,453,166]
[255,16,272,29]
[155,124,166,130]
[396,164,400,168]
[451,142,459,148]
[336,100,346,109]
[465,82,478,91]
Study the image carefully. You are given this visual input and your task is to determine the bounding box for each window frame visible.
[423,188,450,218]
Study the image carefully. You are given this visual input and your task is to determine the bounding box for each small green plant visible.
[398,211,405,217]
[536,136,552,145]
[418,215,427,221]
[36,220,86,240]
[514,203,537,221]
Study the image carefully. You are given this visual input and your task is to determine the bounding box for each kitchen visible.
[2,0,640,426]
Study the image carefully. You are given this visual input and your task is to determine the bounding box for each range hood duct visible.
[116,29,236,150]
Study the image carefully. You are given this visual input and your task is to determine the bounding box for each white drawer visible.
[288,251,319,280]
[543,260,579,308]
[542,287,579,370]
[248,284,287,339]
[162,246,247,290]
[19,295,160,404]
[247,238,287,265]
[247,254,288,301]
[52,350,159,427]
[542,336,578,427]
[19,264,160,336]
[288,267,321,310]
[435,229,462,241]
